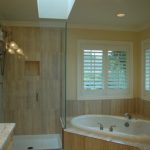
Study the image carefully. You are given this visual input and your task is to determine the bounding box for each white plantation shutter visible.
[83,50,104,89]
[142,40,150,100]
[145,49,150,91]
[108,50,128,89]
[77,40,133,100]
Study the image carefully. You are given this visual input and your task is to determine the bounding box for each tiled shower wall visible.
[3,26,63,134]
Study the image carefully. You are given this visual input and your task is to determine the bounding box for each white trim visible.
[77,40,133,100]
[0,20,67,28]
[141,39,150,101]
[1,20,150,31]
[67,23,150,32]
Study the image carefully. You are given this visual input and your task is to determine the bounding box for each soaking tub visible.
[71,115,150,144]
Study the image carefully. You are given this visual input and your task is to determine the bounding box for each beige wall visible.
[140,27,150,40]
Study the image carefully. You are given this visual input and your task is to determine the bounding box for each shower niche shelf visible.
[25,61,40,76]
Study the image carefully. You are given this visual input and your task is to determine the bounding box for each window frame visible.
[141,39,150,101]
[77,40,133,100]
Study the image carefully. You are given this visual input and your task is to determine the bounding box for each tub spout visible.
[98,122,103,130]
[124,113,132,119]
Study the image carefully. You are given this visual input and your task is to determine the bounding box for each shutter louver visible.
[145,49,150,91]
[108,50,128,89]
[83,50,104,89]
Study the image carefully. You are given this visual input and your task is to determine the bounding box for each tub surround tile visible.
[67,98,150,119]
[0,123,15,150]
[66,98,136,117]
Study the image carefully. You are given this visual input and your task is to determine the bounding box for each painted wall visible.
[140,27,150,40]
[66,28,145,118]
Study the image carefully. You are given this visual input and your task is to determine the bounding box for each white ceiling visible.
[0,0,38,21]
[0,0,150,30]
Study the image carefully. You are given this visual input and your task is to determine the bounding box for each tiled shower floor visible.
[13,134,62,150]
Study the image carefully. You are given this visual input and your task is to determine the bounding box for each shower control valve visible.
[109,125,116,132]
[98,122,103,130]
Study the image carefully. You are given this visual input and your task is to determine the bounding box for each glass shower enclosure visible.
[0,21,67,150]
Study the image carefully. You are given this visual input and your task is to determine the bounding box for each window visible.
[145,49,150,91]
[108,50,128,89]
[142,39,150,100]
[83,49,103,90]
[77,40,133,100]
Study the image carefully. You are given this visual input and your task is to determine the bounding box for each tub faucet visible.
[98,122,103,130]
[124,113,132,119]
[109,125,116,132]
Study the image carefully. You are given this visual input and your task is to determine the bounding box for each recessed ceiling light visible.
[116,13,126,18]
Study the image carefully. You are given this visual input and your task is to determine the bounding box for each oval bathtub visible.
[71,115,150,144]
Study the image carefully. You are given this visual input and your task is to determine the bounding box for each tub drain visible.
[27,146,34,149]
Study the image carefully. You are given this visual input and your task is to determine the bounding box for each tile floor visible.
[13,134,62,150]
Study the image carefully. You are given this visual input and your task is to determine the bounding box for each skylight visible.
[37,0,75,20]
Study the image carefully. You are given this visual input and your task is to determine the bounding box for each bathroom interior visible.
[0,0,150,150]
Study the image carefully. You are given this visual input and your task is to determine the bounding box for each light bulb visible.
[8,48,15,54]
[9,41,18,49]
[16,48,24,55]
[116,13,126,18]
